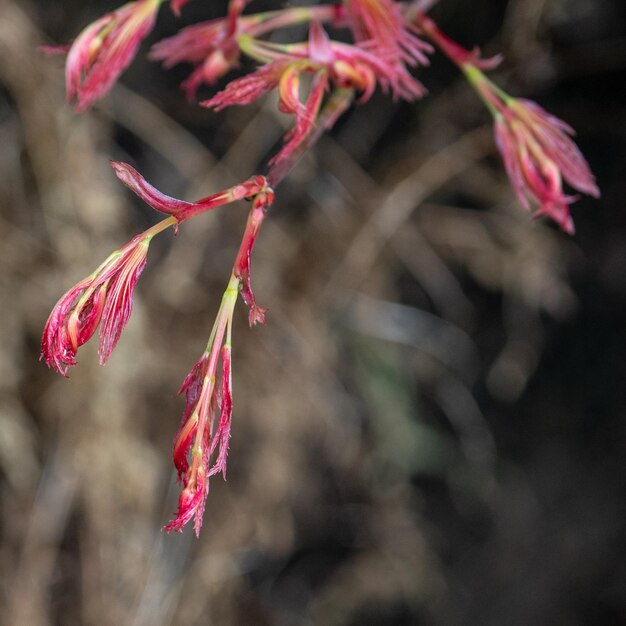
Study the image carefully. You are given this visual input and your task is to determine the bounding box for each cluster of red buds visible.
[41,0,599,535]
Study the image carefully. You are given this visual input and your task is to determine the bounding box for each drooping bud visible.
[111,161,269,224]
[234,188,274,326]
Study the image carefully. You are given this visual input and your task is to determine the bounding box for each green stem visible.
[144,215,178,239]
[203,274,240,357]
[461,65,502,117]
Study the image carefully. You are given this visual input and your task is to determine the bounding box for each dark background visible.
[1,0,625,624]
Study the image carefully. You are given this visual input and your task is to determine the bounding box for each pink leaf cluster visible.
[65,0,163,111]
[495,98,600,234]
[203,21,428,164]
[150,16,250,98]
[41,235,151,375]
[165,345,233,535]
[345,0,431,62]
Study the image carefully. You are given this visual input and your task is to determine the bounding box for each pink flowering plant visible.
[41,0,599,535]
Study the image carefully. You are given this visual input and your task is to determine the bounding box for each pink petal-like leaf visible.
[111,161,192,215]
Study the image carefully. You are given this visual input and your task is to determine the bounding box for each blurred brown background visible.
[1,0,625,624]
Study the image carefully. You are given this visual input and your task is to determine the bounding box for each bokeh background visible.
[1,0,625,624]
